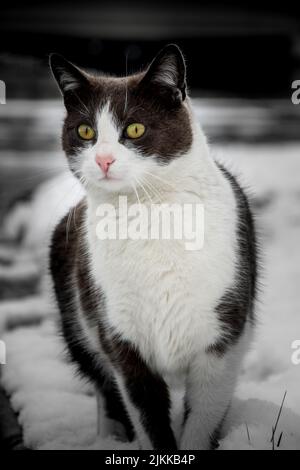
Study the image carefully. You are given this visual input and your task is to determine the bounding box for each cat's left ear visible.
[49,53,89,96]
[140,44,187,101]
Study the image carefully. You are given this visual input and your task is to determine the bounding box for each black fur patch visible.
[207,164,258,356]
[49,202,134,440]
[99,328,177,450]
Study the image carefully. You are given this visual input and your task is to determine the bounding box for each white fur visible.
[76,98,251,449]
[180,324,253,449]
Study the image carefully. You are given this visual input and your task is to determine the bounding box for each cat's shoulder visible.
[49,198,87,273]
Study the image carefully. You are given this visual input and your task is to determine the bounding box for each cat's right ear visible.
[49,54,89,96]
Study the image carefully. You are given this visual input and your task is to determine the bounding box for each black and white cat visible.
[49,45,257,450]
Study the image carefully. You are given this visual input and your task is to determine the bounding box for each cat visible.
[49,44,257,450]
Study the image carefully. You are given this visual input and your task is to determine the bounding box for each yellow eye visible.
[77,124,95,140]
[126,123,145,139]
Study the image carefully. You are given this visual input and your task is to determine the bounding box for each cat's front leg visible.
[96,387,131,441]
[180,351,239,450]
[96,388,116,438]
[110,342,177,450]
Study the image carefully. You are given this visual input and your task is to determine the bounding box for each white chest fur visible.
[85,152,237,376]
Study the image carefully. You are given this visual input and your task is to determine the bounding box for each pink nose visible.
[95,154,115,174]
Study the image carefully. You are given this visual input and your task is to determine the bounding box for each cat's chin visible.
[89,177,133,194]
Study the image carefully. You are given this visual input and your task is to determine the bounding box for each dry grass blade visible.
[270,390,287,449]
[277,431,283,448]
[245,423,251,445]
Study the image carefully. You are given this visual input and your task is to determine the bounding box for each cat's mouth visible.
[102,175,122,182]
[97,174,122,182]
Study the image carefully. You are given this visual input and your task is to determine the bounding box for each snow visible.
[1,141,300,450]
[216,144,300,420]
[2,171,84,266]
[220,398,300,450]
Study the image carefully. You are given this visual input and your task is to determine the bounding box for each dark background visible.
[0,1,300,98]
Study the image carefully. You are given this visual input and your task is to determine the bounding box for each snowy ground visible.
[0,102,300,449]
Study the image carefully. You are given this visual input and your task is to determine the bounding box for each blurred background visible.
[0,0,300,450]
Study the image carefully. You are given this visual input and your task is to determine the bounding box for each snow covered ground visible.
[0,137,300,449]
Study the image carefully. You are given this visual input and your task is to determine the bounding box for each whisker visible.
[73,201,78,230]
[143,171,177,191]
[123,52,129,115]
[46,178,84,230]
[79,175,88,190]
[131,181,142,211]
[65,205,74,243]
[135,177,153,205]
[141,177,163,203]
[73,92,90,115]
[65,179,87,241]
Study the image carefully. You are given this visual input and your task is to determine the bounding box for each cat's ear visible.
[140,44,187,101]
[49,53,89,95]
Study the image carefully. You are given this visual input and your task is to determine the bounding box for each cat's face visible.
[50,45,193,194]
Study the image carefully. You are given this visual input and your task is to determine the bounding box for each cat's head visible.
[50,45,194,194]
